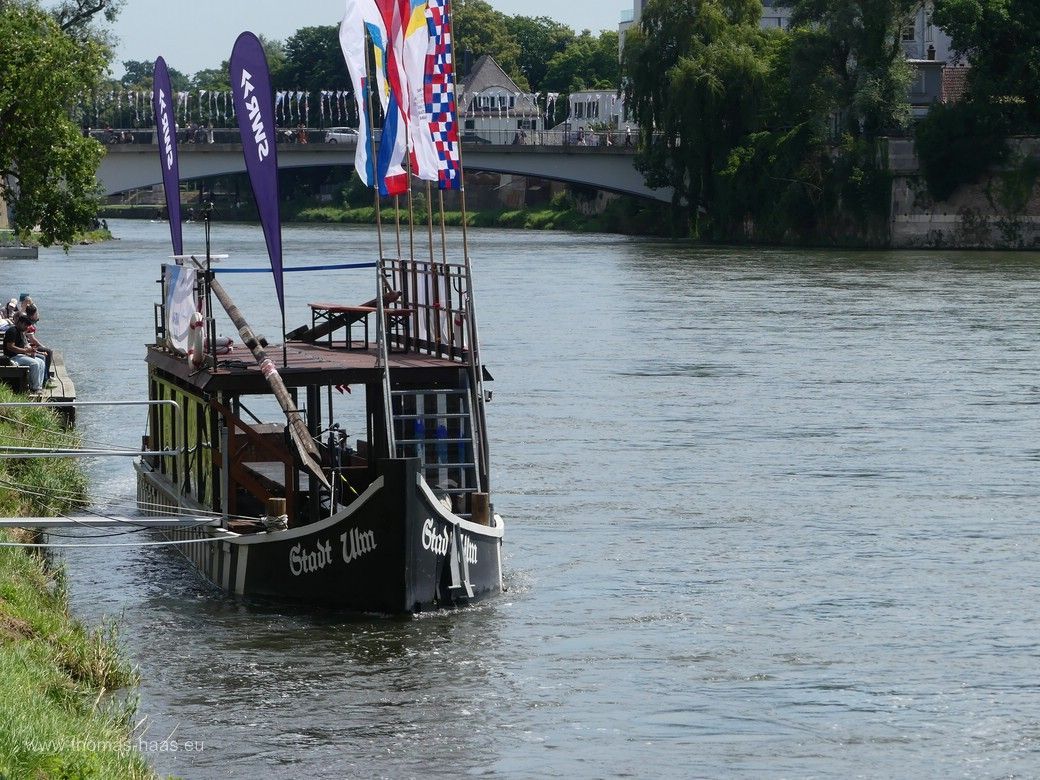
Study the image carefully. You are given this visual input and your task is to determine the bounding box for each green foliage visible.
[0,3,108,246]
[454,0,525,87]
[0,384,148,778]
[0,544,149,779]
[542,30,620,92]
[504,15,576,92]
[622,0,907,241]
[273,25,350,92]
[934,0,1040,128]
[623,0,774,234]
[791,0,916,138]
[915,100,1010,201]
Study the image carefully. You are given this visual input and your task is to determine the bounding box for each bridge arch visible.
[96,143,671,203]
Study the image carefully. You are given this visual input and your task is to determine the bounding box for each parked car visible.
[325,127,358,143]
[460,132,492,145]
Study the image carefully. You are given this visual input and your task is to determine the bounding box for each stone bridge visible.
[96,141,671,203]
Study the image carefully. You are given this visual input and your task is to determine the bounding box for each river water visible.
[6,219,1040,777]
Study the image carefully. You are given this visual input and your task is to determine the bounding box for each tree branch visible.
[56,0,110,31]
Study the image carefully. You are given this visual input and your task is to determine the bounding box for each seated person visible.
[3,313,45,393]
[1,297,17,320]
[23,304,53,385]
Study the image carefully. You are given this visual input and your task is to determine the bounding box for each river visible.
[6,219,1040,777]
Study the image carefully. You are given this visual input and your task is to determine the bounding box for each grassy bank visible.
[0,385,152,778]
[99,195,672,236]
[0,227,113,247]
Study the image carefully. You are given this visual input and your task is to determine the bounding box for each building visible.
[456,55,543,144]
[619,0,963,117]
[567,90,627,131]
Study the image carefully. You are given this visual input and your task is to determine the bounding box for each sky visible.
[106,0,627,77]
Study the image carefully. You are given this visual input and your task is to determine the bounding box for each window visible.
[902,19,917,41]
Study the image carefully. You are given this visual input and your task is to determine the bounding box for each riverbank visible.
[99,197,672,236]
[0,385,151,779]
[0,227,113,247]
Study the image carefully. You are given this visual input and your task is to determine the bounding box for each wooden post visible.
[471,492,489,526]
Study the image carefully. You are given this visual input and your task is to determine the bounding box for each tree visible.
[543,30,620,92]
[453,0,524,87]
[51,0,123,43]
[503,15,575,93]
[191,67,230,92]
[0,3,108,245]
[273,26,350,92]
[789,0,916,138]
[933,0,1040,128]
[623,0,773,233]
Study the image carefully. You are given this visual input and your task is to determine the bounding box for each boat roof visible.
[146,342,487,394]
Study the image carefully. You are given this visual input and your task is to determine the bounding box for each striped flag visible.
[424,0,461,189]
[373,0,409,195]
[402,0,440,181]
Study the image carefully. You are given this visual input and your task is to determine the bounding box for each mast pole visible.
[443,0,489,493]
[364,26,396,460]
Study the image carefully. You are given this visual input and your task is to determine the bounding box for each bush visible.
[915,101,1010,202]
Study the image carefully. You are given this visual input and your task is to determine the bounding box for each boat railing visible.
[381,257,471,360]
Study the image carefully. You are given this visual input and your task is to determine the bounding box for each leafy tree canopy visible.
[504,15,575,92]
[933,0,1040,127]
[272,25,349,92]
[454,0,525,88]
[543,30,619,92]
[0,2,109,245]
[118,58,189,91]
[623,0,773,231]
[790,0,915,138]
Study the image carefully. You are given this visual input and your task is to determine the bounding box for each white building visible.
[457,55,543,144]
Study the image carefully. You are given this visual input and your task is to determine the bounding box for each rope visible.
[0,537,227,549]
[214,262,376,274]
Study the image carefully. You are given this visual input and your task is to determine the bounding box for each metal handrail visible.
[0,399,182,458]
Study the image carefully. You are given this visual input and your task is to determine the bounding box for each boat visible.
[134,18,503,614]
[133,240,503,613]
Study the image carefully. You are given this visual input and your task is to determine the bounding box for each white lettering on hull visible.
[287,528,377,576]
[421,518,478,564]
[289,539,332,576]
[341,527,377,564]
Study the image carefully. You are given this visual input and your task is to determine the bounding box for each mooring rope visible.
[0,537,227,549]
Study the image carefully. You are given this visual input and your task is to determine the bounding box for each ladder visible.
[391,387,479,512]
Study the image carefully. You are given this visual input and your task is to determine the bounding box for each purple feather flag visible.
[152,57,183,255]
[228,32,284,315]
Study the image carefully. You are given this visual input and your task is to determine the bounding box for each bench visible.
[0,357,29,392]
[287,290,402,346]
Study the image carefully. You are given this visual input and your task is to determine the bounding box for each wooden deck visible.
[146,341,477,393]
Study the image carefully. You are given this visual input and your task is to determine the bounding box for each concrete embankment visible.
[889,138,1040,249]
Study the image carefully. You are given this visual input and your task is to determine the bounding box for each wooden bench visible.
[289,290,402,347]
[0,358,30,393]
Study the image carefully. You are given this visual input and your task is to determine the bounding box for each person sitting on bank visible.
[3,313,46,393]
[23,304,53,386]
[16,292,33,316]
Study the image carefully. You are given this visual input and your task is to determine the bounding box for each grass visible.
[0,384,153,779]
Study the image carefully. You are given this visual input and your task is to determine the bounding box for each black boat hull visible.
[136,458,503,613]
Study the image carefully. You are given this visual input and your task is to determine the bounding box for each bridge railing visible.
[91,126,646,150]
